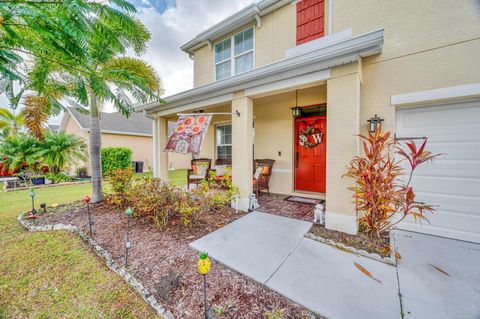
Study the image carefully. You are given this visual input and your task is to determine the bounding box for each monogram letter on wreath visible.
[299,125,323,148]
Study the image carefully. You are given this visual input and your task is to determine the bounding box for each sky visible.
[0,0,254,122]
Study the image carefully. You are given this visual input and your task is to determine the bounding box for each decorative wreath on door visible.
[299,125,323,148]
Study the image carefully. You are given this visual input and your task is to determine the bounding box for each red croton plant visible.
[344,128,440,238]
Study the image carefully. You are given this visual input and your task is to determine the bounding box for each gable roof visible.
[61,108,152,136]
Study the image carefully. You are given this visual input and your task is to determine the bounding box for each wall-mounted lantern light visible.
[367,114,384,133]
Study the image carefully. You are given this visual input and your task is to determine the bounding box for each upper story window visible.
[215,27,254,81]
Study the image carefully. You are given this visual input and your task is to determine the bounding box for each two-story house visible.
[138,0,480,242]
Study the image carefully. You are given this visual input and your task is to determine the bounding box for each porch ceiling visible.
[137,28,384,116]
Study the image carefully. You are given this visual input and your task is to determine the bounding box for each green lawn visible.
[134,169,187,186]
[0,183,161,319]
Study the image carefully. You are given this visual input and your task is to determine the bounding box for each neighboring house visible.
[59,108,153,174]
[47,124,59,133]
[138,0,480,243]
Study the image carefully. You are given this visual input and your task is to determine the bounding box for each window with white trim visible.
[215,124,232,161]
[214,27,254,81]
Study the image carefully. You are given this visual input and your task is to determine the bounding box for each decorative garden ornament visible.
[28,189,37,222]
[198,252,211,319]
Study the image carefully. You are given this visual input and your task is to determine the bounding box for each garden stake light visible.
[29,189,37,224]
[125,207,133,268]
[85,196,93,237]
[40,203,47,214]
[197,251,211,319]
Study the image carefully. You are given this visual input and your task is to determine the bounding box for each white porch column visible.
[156,116,169,181]
[152,117,159,178]
[231,93,253,211]
[325,69,361,234]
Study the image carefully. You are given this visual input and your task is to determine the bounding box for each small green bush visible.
[101,147,132,176]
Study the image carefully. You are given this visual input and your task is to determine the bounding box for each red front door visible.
[294,116,326,193]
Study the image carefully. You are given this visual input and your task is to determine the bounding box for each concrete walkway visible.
[190,212,480,319]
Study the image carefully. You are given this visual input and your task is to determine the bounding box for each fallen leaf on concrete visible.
[428,263,450,277]
[395,251,402,261]
[354,262,382,283]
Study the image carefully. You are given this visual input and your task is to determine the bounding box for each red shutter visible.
[296,0,325,45]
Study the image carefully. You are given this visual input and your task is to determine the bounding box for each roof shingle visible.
[68,108,152,135]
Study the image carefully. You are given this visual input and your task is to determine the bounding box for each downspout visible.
[143,110,159,178]
[328,0,333,34]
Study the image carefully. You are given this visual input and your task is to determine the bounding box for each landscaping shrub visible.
[127,176,237,227]
[45,173,72,183]
[101,147,132,176]
[344,128,439,238]
[106,167,133,206]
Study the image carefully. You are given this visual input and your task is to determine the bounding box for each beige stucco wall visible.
[322,0,480,232]
[63,116,153,175]
[193,2,297,87]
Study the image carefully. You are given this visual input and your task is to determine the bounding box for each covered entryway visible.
[395,100,480,243]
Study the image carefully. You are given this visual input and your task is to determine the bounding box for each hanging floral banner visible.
[299,125,323,148]
[164,114,212,156]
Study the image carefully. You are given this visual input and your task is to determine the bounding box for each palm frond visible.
[23,95,49,140]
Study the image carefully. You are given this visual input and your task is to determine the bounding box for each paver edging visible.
[304,232,396,266]
[17,212,174,319]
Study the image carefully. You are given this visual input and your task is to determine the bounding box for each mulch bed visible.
[36,202,321,319]
[309,224,391,257]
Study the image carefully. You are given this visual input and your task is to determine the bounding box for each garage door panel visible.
[411,176,480,197]
[410,161,480,178]
[395,100,480,243]
[415,192,480,216]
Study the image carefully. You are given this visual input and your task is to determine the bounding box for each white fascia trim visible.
[245,69,330,98]
[180,0,290,54]
[156,93,234,117]
[391,82,480,107]
[285,29,352,58]
[139,28,384,113]
[325,211,358,235]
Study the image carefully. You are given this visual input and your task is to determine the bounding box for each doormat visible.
[284,196,324,205]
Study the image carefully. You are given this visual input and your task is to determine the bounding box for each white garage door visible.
[395,100,480,243]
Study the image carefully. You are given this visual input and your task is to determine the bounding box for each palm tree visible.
[0,108,25,136]
[33,131,87,174]
[0,134,40,172]
[23,2,162,202]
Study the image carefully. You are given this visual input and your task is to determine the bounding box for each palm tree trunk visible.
[89,94,103,203]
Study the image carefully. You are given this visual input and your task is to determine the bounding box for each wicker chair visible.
[253,159,275,197]
[187,158,212,189]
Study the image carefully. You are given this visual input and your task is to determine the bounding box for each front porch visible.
[149,69,362,234]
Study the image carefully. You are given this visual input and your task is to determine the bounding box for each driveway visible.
[190,212,480,319]
[393,230,480,319]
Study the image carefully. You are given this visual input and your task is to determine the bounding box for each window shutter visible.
[296,0,325,45]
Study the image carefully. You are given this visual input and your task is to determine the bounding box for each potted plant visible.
[30,174,46,185]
